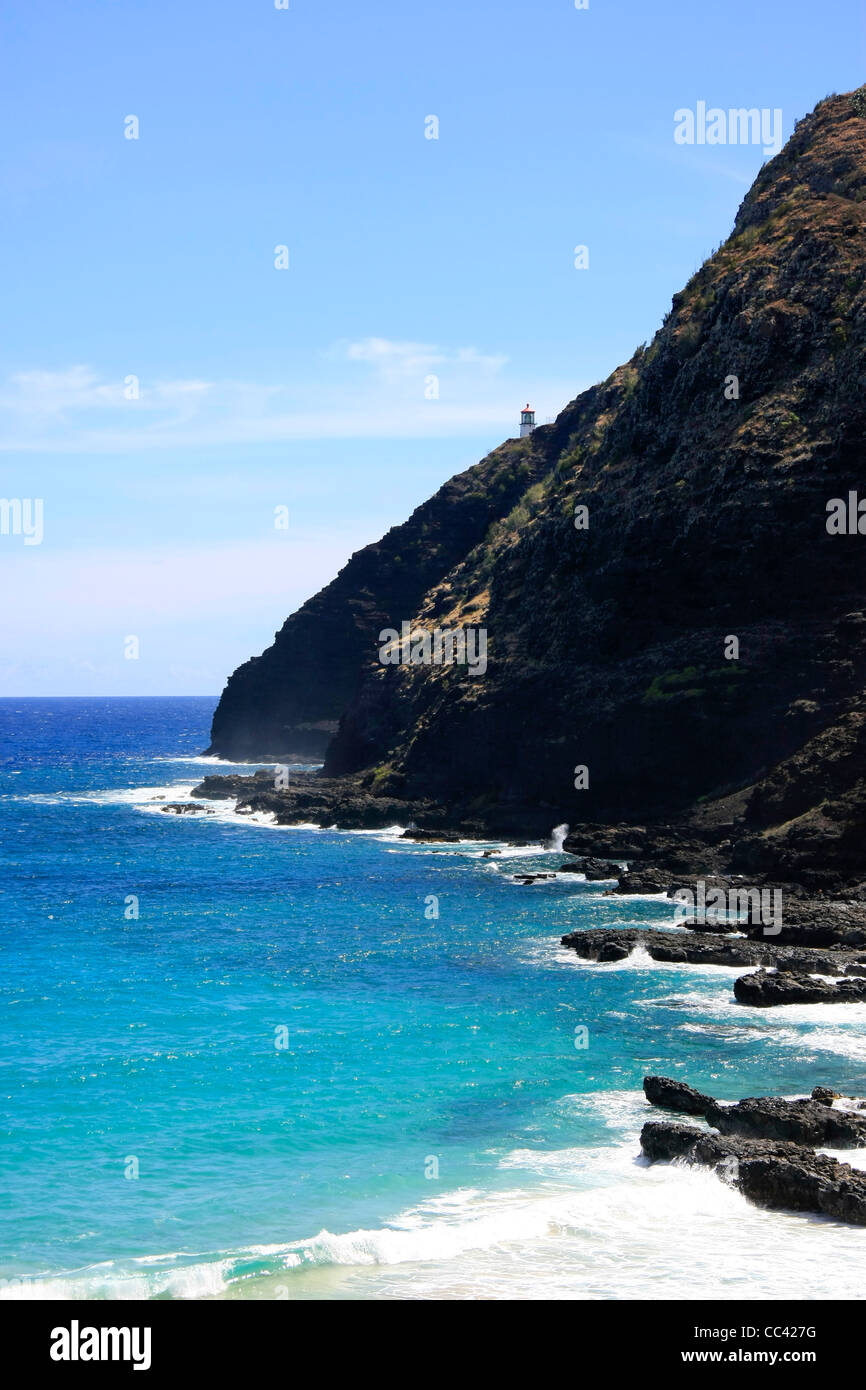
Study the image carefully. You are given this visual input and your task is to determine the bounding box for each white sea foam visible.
[462,843,548,859]
[72,781,324,834]
[609,890,671,903]
[9,782,200,808]
[42,774,601,869]
[820,1147,866,1170]
[556,944,722,974]
[151,755,323,771]
[9,1088,866,1301]
[0,1258,237,1302]
[603,916,690,931]
[155,755,268,768]
[648,983,866,1063]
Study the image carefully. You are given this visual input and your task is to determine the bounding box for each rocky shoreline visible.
[182,767,866,1223]
[559,889,866,1006]
[188,767,866,1007]
[185,93,866,1243]
[189,767,563,840]
[640,1076,866,1224]
[560,925,866,977]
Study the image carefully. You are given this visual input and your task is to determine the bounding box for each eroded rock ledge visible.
[641,1076,866,1224]
[560,920,866,1004]
[560,925,866,975]
[734,969,866,1006]
[190,769,527,837]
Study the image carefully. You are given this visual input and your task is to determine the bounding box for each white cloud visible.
[0,367,215,417]
[339,336,508,380]
[2,366,122,414]
[344,337,439,367]
[0,343,571,453]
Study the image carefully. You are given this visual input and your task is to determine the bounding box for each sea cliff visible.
[207,90,866,892]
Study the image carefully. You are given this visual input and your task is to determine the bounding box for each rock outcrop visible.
[742,899,866,948]
[560,925,865,975]
[558,856,619,879]
[640,1122,866,1225]
[708,1094,866,1146]
[642,1075,714,1115]
[641,1076,866,1222]
[733,967,866,1006]
[610,869,672,895]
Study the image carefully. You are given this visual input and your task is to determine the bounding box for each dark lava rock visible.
[643,1075,715,1116]
[737,1152,866,1225]
[665,875,734,899]
[640,1121,866,1224]
[400,828,461,842]
[560,927,861,976]
[612,869,672,895]
[641,1121,708,1164]
[563,827,647,861]
[565,825,727,877]
[598,941,630,962]
[513,872,557,885]
[160,803,214,815]
[192,770,451,834]
[558,856,619,879]
[812,1086,841,1104]
[733,968,866,1006]
[705,1096,866,1147]
[743,900,866,948]
[673,913,743,936]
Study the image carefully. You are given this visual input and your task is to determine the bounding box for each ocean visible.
[2,696,865,1301]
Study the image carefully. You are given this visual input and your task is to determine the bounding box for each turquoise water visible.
[2,697,866,1300]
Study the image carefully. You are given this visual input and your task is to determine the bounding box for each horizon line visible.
[0,693,222,700]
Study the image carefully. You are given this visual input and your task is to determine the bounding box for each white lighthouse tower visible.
[519,403,536,437]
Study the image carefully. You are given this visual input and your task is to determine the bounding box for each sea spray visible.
[548,823,570,852]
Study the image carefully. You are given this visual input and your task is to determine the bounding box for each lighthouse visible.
[519,403,536,437]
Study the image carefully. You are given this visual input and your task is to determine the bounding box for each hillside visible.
[207,90,866,882]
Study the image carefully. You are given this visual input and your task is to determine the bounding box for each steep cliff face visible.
[209,91,866,860]
[206,435,548,757]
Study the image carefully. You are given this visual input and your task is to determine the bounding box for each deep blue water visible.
[2,697,866,1300]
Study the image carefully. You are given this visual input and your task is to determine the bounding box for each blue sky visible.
[1,0,863,695]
